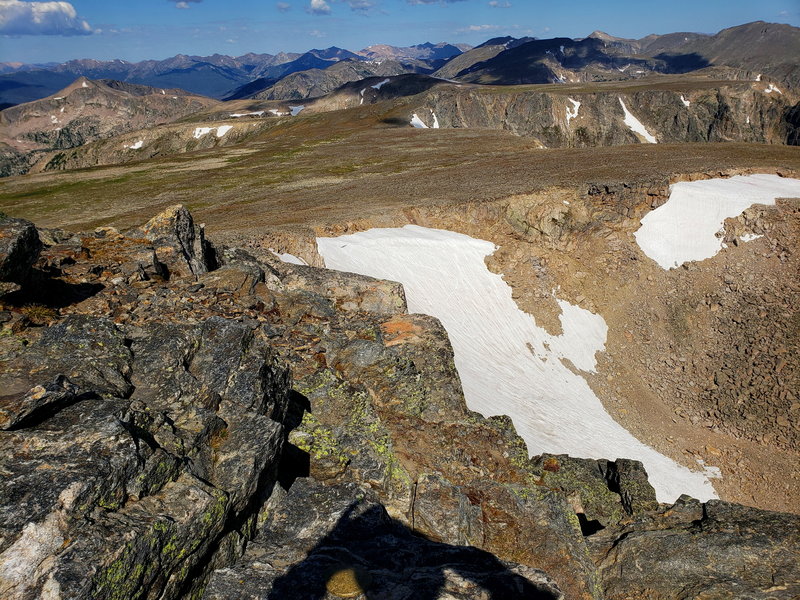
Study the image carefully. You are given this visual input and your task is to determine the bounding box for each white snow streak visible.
[124,140,143,150]
[317,225,718,503]
[566,97,581,125]
[431,111,440,129]
[410,113,428,128]
[290,105,305,116]
[619,97,657,143]
[229,111,265,118]
[740,233,763,242]
[215,125,233,137]
[680,95,690,107]
[193,127,213,139]
[81,81,88,88]
[371,78,390,90]
[635,174,800,269]
[764,83,782,94]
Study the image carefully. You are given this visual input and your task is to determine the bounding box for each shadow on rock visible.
[263,495,562,599]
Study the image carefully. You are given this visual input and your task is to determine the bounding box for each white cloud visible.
[276,1,291,11]
[309,29,326,37]
[488,0,511,6]
[345,0,376,12]
[0,0,92,35]
[408,0,466,4]
[171,0,201,7]
[308,0,330,14]
[457,23,502,33]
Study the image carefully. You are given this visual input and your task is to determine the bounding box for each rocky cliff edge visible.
[0,206,797,600]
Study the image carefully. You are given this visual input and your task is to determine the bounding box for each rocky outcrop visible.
[0,215,41,296]
[1,204,798,600]
[589,496,800,599]
[408,83,798,147]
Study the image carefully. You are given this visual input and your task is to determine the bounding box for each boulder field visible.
[0,206,797,599]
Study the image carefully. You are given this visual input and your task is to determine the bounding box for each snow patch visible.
[680,95,690,107]
[764,83,782,94]
[618,97,657,143]
[269,249,308,265]
[410,113,428,128]
[740,233,763,242]
[431,111,440,129]
[559,45,565,54]
[755,73,762,81]
[371,78,390,90]
[161,89,165,95]
[269,109,288,116]
[746,115,751,124]
[230,111,265,118]
[566,97,581,125]
[317,225,718,503]
[193,126,233,139]
[289,105,305,116]
[124,140,144,150]
[634,174,800,269]
[81,81,88,88]
[50,115,58,124]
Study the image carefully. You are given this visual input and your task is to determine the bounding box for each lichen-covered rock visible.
[589,496,800,600]
[530,454,659,530]
[0,216,41,286]
[0,311,291,600]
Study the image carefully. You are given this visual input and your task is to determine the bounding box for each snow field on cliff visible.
[318,225,717,503]
[635,174,800,269]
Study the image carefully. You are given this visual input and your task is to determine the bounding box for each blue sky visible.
[1,0,798,63]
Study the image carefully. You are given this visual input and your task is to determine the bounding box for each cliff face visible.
[1,205,799,599]
[409,83,798,147]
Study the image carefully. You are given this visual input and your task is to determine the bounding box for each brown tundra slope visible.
[0,77,219,176]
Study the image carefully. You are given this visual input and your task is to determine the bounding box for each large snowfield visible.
[318,225,717,503]
[635,174,800,269]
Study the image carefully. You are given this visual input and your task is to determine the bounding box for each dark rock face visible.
[132,204,214,279]
[0,221,291,599]
[0,216,41,287]
[0,204,798,600]
[589,496,800,599]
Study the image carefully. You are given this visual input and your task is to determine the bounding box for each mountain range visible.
[2,21,797,109]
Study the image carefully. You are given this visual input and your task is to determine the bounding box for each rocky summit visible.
[0,205,798,600]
